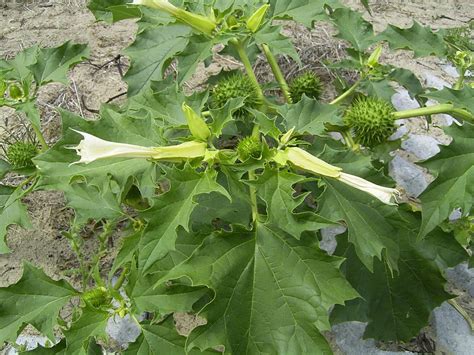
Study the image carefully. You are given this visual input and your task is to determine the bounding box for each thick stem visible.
[330,78,363,105]
[393,103,474,122]
[231,39,265,103]
[114,267,129,290]
[341,130,359,152]
[249,124,260,226]
[453,70,466,90]
[261,44,292,104]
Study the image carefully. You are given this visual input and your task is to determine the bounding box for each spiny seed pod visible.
[237,136,262,161]
[7,142,38,169]
[210,73,261,118]
[82,287,112,308]
[289,72,323,102]
[344,97,396,148]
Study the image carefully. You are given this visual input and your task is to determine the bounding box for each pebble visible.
[389,155,429,197]
[401,134,440,160]
[106,314,142,348]
[331,322,415,355]
[445,263,474,297]
[432,302,474,355]
[422,72,450,90]
[320,226,347,255]
[391,89,419,111]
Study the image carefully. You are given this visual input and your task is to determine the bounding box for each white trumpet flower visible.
[274,146,400,205]
[70,130,207,165]
[338,173,400,205]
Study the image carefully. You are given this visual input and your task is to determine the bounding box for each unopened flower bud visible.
[182,103,211,141]
[246,4,269,32]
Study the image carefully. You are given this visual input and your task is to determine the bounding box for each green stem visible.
[261,44,292,103]
[249,124,260,226]
[231,39,265,104]
[32,123,48,152]
[393,103,474,122]
[453,70,466,90]
[330,77,363,105]
[114,267,129,290]
[341,130,359,152]
[448,299,474,331]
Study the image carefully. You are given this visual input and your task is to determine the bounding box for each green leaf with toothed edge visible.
[124,24,192,96]
[176,34,214,84]
[124,317,217,355]
[0,185,32,254]
[418,122,474,238]
[315,146,400,272]
[138,166,230,273]
[158,224,358,354]
[269,0,343,27]
[249,167,336,238]
[331,211,468,341]
[0,262,78,344]
[377,21,448,58]
[28,41,89,86]
[253,24,300,63]
[330,7,377,51]
[277,95,342,135]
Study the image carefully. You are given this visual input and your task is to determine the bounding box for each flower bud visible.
[70,130,207,164]
[246,4,269,32]
[182,103,211,141]
[280,127,295,145]
[133,0,216,35]
[283,147,342,178]
[367,45,383,68]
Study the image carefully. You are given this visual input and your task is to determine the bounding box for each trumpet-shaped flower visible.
[338,173,400,205]
[132,0,216,35]
[70,130,207,164]
[274,146,400,205]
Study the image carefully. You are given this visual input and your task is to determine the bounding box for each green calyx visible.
[237,136,262,161]
[82,286,112,308]
[6,142,38,169]
[210,73,262,118]
[289,72,323,102]
[344,97,396,148]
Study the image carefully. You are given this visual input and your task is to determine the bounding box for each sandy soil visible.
[0,0,472,352]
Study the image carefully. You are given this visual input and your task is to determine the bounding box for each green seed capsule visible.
[237,136,262,161]
[210,73,262,119]
[82,287,112,308]
[289,72,323,102]
[343,97,396,148]
[6,142,38,169]
[9,84,23,100]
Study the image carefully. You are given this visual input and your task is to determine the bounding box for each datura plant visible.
[0,0,473,354]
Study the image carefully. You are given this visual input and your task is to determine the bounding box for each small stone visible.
[320,226,347,255]
[432,302,474,355]
[331,322,415,355]
[4,335,52,354]
[106,314,142,348]
[391,89,419,111]
[389,155,429,197]
[445,263,474,297]
[401,134,440,160]
[422,72,450,90]
[389,120,408,141]
[442,64,460,79]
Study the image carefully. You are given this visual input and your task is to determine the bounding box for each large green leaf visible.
[139,167,230,272]
[330,7,377,51]
[421,86,474,114]
[62,306,108,355]
[87,0,140,23]
[276,96,342,135]
[251,168,335,237]
[176,34,213,84]
[1,46,38,83]
[124,317,214,355]
[0,186,32,254]
[269,0,342,27]
[418,122,474,238]
[160,224,358,354]
[331,213,468,341]
[315,146,399,271]
[360,78,396,102]
[124,24,192,96]
[34,108,161,200]
[377,22,447,57]
[0,262,78,343]
[28,42,89,86]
